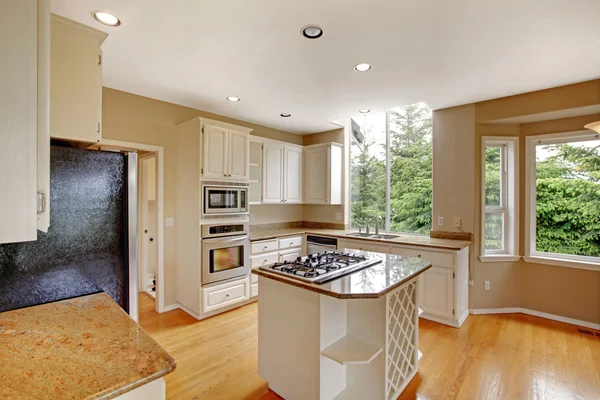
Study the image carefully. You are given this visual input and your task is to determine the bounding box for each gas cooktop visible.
[259,251,382,284]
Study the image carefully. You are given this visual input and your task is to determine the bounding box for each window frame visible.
[524,130,600,271]
[480,136,520,263]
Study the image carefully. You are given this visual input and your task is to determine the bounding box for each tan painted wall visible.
[250,204,303,224]
[102,88,301,306]
[433,79,600,324]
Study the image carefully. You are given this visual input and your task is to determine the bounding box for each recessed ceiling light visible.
[280,113,291,118]
[92,11,121,27]
[359,109,370,114]
[301,25,323,39]
[226,96,240,102]
[354,63,372,72]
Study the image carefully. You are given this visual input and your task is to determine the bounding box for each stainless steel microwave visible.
[203,185,248,215]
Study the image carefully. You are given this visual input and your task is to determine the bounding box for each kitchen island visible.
[0,292,175,400]
[252,250,431,400]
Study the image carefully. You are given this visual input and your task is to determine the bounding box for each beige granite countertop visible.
[0,293,176,400]
[250,228,470,250]
[253,250,432,299]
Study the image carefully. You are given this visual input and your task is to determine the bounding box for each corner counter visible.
[0,293,175,400]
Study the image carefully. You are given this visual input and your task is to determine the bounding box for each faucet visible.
[375,216,383,236]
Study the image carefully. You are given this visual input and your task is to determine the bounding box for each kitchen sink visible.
[345,233,400,240]
[346,232,372,238]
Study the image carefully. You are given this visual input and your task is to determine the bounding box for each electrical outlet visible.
[250,213,255,221]
[165,217,175,227]
[437,217,444,227]
[468,280,474,286]
[335,213,342,221]
[454,217,461,228]
[484,281,490,291]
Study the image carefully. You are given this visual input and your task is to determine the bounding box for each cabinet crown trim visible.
[51,14,108,44]
[199,118,253,134]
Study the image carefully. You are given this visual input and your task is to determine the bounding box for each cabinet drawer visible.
[251,252,279,269]
[251,239,278,254]
[251,283,258,298]
[278,235,303,250]
[390,246,454,268]
[279,248,301,263]
[202,279,249,313]
[338,239,390,254]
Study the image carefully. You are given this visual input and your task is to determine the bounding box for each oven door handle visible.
[202,235,249,244]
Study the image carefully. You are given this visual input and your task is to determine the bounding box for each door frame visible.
[98,139,166,313]
[138,154,156,297]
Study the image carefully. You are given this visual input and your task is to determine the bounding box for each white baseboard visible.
[420,313,460,328]
[457,309,470,327]
[470,308,600,330]
[161,303,181,313]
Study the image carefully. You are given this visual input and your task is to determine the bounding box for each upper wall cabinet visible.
[50,15,107,143]
[0,0,51,244]
[304,143,342,205]
[201,119,252,181]
[283,145,303,204]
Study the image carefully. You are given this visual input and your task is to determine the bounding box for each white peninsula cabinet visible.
[249,136,303,204]
[338,238,469,328]
[50,15,107,143]
[304,143,343,205]
[202,119,252,181]
[0,0,51,244]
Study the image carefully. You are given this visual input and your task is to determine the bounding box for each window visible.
[350,103,432,235]
[525,131,600,269]
[480,137,519,262]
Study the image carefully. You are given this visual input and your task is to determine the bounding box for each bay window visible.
[525,131,600,269]
[480,137,519,262]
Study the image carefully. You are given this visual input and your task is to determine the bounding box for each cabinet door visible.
[203,124,228,179]
[284,146,303,204]
[228,130,249,180]
[0,0,39,243]
[418,266,454,320]
[50,15,105,143]
[262,144,283,204]
[304,146,329,204]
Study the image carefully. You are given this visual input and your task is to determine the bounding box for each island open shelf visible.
[255,251,430,400]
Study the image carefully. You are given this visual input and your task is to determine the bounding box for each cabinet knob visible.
[224,174,227,177]
[263,246,268,250]
[263,260,268,264]
[225,294,230,298]
[417,254,422,258]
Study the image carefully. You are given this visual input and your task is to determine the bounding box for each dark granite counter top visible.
[0,292,176,399]
[252,249,432,299]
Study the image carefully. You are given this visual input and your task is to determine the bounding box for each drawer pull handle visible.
[225,294,230,298]
[417,254,422,258]
[263,260,268,264]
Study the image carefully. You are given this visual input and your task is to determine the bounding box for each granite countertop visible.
[0,293,176,400]
[252,250,432,299]
[249,228,470,251]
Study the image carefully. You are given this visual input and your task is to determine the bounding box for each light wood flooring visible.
[139,294,600,400]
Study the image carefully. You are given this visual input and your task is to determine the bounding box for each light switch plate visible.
[335,213,342,221]
[454,217,461,228]
[165,217,175,227]
[484,281,490,291]
[437,217,444,226]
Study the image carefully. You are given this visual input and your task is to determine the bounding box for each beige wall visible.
[433,79,600,324]
[102,88,302,306]
[250,204,303,224]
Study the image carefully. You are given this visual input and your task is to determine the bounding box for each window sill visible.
[523,255,600,272]
[479,255,521,263]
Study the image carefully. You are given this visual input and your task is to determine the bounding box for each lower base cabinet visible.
[202,278,249,314]
[418,266,454,320]
[251,282,258,298]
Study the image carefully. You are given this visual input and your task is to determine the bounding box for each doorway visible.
[139,155,158,300]
[97,139,166,313]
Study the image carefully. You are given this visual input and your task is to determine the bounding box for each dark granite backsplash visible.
[0,146,128,312]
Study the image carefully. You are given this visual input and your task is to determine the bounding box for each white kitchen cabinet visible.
[50,15,106,143]
[304,143,343,204]
[283,146,303,204]
[279,248,302,263]
[201,119,252,181]
[337,239,390,254]
[0,0,50,244]
[418,266,454,320]
[201,278,249,314]
[262,143,284,203]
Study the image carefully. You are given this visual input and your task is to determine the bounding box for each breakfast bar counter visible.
[253,250,431,400]
[0,292,176,400]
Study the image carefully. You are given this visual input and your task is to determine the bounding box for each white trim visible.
[524,255,600,272]
[162,303,181,312]
[524,130,600,268]
[98,139,166,314]
[479,255,521,263]
[481,136,519,258]
[470,308,600,330]
[419,312,463,328]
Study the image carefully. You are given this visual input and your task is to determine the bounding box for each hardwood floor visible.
[139,294,600,400]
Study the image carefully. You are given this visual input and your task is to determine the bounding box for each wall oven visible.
[203,184,248,215]
[201,222,250,285]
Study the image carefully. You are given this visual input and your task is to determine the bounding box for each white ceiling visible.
[51,0,600,134]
